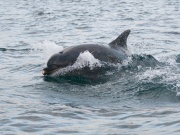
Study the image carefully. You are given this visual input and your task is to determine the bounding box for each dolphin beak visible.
[42,69,47,75]
[42,63,69,75]
[42,67,53,75]
[42,65,59,75]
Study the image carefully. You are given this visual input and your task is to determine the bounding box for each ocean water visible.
[0,0,180,134]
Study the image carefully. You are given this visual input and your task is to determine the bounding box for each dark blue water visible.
[0,0,180,134]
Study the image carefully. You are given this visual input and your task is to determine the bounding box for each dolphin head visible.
[42,51,76,75]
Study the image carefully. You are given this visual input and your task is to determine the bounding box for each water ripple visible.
[0,0,180,134]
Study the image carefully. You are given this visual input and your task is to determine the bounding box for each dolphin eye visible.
[59,51,63,54]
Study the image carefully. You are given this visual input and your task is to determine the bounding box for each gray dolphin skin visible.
[42,30,131,75]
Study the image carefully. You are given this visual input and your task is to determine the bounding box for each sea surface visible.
[0,0,180,134]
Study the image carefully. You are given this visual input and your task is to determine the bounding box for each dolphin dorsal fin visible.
[109,29,131,50]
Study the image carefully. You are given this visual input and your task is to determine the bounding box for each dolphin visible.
[42,30,131,76]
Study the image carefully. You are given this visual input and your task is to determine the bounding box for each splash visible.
[136,55,180,96]
[30,40,63,61]
[73,51,102,70]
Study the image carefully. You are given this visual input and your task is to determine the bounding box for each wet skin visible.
[42,30,131,75]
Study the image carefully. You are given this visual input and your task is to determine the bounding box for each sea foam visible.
[30,40,63,62]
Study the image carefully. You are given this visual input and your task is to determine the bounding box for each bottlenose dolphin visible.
[42,30,131,76]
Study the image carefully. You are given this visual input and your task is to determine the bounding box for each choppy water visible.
[0,0,180,134]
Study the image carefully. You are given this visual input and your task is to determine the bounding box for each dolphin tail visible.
[109,29,131,49]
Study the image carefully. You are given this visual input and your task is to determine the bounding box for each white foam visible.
[176,84,180,97]
[176,92,180,96]
[30,40,63,61]
[136,55,180,96]
[137,68,166,81]
[73,51,102,70]
[122,57,132,66]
